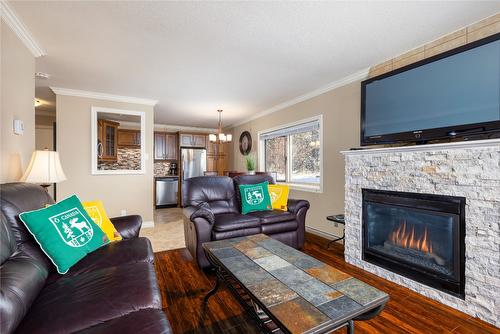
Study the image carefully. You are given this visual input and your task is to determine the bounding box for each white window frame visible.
[258,115,323,193]
[91,106,146,175]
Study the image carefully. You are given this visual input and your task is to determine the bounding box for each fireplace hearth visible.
[362,189,465,299]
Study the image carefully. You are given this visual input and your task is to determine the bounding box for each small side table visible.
[326,214,345,249]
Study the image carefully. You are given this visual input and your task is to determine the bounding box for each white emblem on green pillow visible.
[49,208,94,247]
[244,186,265,205]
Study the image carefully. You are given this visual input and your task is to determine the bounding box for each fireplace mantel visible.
[343,140,500,326]
[341,138,500,156]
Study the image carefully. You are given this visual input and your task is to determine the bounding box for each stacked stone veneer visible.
[98,147,141,170]
[343,140,500,326]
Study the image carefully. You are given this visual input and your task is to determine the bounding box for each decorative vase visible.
[248,170,256,175]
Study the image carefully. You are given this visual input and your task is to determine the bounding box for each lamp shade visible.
[21,150,67,184]
[209,134,217,142]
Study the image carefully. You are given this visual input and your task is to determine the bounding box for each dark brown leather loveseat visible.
[0,183,172,334]
[183,175,310,268]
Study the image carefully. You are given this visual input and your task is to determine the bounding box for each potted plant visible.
[245,155,256,175]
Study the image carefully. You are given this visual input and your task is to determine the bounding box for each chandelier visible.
[209,109,232,143]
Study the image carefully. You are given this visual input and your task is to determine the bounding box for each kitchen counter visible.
[155,175,179,179]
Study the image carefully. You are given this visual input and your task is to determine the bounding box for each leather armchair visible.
[183,175,309,268]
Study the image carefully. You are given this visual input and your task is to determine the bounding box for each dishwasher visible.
[155,177,178,208]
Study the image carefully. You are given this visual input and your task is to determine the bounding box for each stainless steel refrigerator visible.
[181,148,207,180]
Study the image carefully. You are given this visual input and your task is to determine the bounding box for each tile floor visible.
[139,208,186,252]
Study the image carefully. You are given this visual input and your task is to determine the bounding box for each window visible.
[259,116,322,192]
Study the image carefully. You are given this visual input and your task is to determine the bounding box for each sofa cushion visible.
[83,200,122,242]
[261,220,298,234]
[76,309,172,334]
[182,176,239,214]
[239,181,273,214]
[248,210,295,224]
[19,195,109,274]
[16,262,162,334]
[212,227,262,241]
[47,237,154,282]
[0,183,54,245]
[213,213,260,232]
[233,174,275,211]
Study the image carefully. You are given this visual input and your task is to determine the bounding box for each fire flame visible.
[388,221,433,254]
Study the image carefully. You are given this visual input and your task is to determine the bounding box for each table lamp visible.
[21,150,67,188]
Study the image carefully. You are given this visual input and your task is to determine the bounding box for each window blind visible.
[260,119,320,140]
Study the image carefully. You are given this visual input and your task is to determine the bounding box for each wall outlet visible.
[13,119,24,135]
[120,210,127,216]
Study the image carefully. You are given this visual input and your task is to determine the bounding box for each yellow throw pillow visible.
[82,200,122,242]
[268,184,289,211]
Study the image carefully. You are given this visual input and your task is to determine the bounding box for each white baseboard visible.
[305,226,337,240]
[141,221,155,229]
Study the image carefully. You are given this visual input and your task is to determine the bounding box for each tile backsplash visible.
[154,161,172,176]
[98,147,141,170]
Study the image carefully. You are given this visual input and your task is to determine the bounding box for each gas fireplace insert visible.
[362,189,465,299]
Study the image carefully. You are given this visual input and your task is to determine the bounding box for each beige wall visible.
[230,81,360,236]
[56,95,155,222]
[1,22,36,183]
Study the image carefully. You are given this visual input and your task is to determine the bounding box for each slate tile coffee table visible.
[203,234,388,334]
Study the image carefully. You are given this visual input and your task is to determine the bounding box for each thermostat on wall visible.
[13,119,24,135]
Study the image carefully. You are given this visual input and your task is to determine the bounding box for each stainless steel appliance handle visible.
[97,142,103,158]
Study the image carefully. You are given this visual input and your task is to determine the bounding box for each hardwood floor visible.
[154,233,499,334]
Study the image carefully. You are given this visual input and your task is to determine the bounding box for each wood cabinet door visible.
[154,132,166,160]
[217,155,227,176]
[118,130,140,147]
[165,134,177,160]
[207,140,216,155]
[179,134,193,147]
[100,120,118,161]
[193,135,206,147]
[206,155,217,172]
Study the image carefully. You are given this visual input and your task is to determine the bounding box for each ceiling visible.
[12,1,500,127]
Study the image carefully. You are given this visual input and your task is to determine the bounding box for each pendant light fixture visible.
[209,109,232,143]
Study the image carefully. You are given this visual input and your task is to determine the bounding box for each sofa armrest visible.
[188,205,215,225]
[110,215,142,239]
[287,199,310,215]
[183,206,215,268]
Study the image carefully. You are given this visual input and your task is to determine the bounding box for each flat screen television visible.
[361,33,500,146]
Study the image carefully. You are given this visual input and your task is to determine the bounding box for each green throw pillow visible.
[19,195,109,274]
[239,181,272,214]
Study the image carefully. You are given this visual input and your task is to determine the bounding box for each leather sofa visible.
[0,183,172,334]
[183,175,310,268]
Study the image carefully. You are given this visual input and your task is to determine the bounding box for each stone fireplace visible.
[342,139,500,326]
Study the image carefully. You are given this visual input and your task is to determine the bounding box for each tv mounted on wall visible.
[361,32,500,146]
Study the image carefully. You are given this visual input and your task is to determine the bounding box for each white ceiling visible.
[11,1,500,127]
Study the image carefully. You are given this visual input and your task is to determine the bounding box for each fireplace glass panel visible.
[365,203,458,280]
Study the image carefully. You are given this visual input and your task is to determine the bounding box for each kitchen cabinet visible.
[154,132,177,160]
[165,134,178,160]
[117,129,140,147]
[179,133,206,148]
[98,119,119,161]
[206,141,229,176]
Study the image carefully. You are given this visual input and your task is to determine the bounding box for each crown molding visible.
[154,123,217,133]
[50,87,158,106]
[230,67,369,128]
[1,1,46,57]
